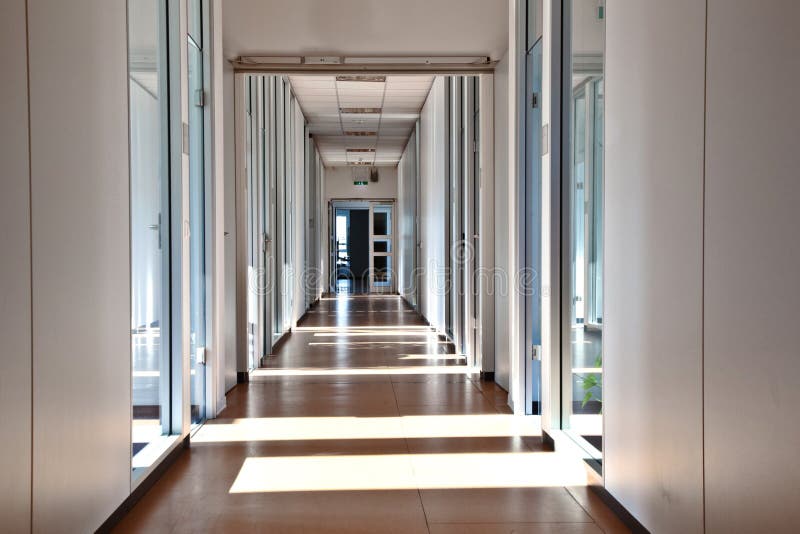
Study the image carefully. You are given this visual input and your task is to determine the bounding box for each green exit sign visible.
[353,181,368,186]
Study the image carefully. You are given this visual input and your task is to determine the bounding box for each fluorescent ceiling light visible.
[340,107,382,114]
[344,131,378,137]
[347,148,376,153]
[343,56,490,65]
[237,55,302,65]
[336,75,386,83]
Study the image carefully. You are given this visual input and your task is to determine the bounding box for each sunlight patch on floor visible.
[229,451,588,493]
[250,366,472,377]
[398,354,466,361]
[192,414,540,443]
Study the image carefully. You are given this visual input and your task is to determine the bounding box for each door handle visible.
[148,213,162,250]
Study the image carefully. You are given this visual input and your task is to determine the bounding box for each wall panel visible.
[704,2,800,532]
[418,78,447,333]
[493,51,511,389]
[28,0,132,531]
[398,131,418,303]
[604,1,706,532]
[0,1,33,531]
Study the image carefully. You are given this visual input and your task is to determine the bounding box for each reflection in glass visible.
[128,0,171,471]
[563,0,604,468]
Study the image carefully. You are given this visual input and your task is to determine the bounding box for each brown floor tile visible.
[565,486,632,534]
[420,488,595,524]
[429,524,604,534]
[115,296,625,534]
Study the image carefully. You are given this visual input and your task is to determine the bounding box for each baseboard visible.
[237,371,249,384]
[96,435,189,533]
[542,429,555,451]
[296,299,320,326]
[271,330,291,353]
[588,485,651,534]
[479,370,495,381]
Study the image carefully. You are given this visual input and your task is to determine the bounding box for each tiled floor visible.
[115,295,629,533]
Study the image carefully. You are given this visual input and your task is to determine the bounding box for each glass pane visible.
[373,255,391,285]
[188,40,206,426]
[590,79,604,325]
[373,211,389,236]
[563,0,605,469]
[572,93,586,326]
[188,0,202,47]
[374,240,390,253]
[245,79,257,371]
[527,0,543,49]
[128,0,171,471]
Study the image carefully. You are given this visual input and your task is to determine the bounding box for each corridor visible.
[115,296,627,533]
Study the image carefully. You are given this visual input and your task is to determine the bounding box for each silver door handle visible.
[148,213,162,250]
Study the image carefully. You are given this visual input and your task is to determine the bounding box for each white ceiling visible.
[290,75,434,167]
[222,0,509,60]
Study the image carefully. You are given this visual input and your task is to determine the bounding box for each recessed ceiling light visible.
[347,148,376,153]
[344,131,378,137]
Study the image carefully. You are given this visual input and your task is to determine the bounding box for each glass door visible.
[525,36,543,415]
[370,204,393,293]
[187,0,207,426]
[562,0,605,470]
[244,75,271,370]
[128,0,173,474]
[471,77,481,365]
[335,208,352,293]
[245,77,258,370]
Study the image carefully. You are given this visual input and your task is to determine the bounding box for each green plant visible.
[577,355,602,410]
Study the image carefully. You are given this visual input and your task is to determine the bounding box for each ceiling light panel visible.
[336,75,387,83]
[339,107,382,114]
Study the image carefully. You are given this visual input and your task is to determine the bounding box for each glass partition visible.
[187,1,206,426]
[562,0,605,471]
[127,0,173,474]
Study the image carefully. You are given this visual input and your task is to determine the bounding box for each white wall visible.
[222,0,508,60]
[223,62,238,391]
[493,51,511,389]
[605,2,800,532]
[325,166,398,200]
[703,2,800,532]
[478,75,496,374]
[604,1,706,532]
[292,103,307,325]
[397,131,418,303]
[417,78,448,332]
[28,1,133,531]
[0,1,32,531]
